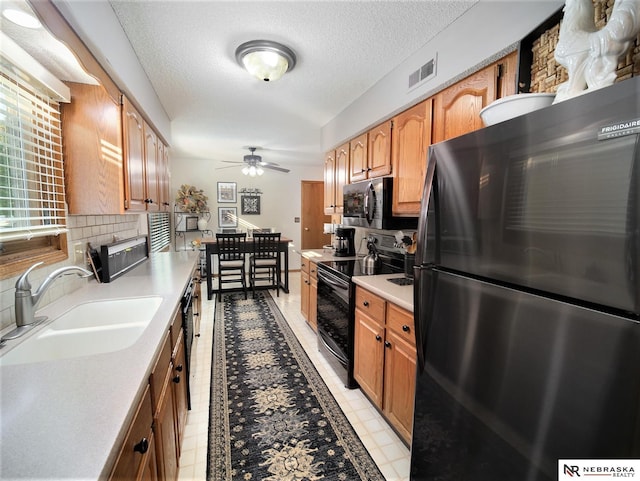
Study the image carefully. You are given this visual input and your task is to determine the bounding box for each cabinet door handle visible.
[384,341,392,348]
[363,301,369,307]
[375,335,382,342]
[402,325,410,332]
[133,438,149,454]
[175,364,183,372]
[173,375,181,384]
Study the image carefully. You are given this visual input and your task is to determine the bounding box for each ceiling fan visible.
[216,147,290,175]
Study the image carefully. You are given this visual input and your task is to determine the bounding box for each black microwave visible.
[342,177,417,230]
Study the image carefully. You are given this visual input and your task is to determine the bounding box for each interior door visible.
[301,181,331,249]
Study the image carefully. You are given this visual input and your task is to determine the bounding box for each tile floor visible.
[176,273,411,481]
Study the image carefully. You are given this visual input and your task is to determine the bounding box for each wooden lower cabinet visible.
[300,257,318,330]
[308,267,318,332]
[155,368,178,481]
[354,309,385,407]
[108,303,189,481]
[353,287,416,444]
[301,257,310,321]
[172,330,189,454]
[150,312,187,481]
[109,385,157,481]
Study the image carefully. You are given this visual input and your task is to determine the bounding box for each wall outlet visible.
[73,242,85,266]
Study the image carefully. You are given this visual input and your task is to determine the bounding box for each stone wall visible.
[530,0,640,93]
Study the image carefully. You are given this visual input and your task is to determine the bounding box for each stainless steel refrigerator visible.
[412,78,640,480]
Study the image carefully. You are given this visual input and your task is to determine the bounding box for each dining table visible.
[201,236,292,300]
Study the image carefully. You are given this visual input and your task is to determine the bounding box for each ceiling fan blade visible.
[258,160,280,167]
[263,164,290,173]
[221,160,243,164]
[215,164,241,170]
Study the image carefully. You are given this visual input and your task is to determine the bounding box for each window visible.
[148,212,170,252]
[0,60,68,278]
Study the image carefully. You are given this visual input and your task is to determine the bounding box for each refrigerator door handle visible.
[413,264,436,373]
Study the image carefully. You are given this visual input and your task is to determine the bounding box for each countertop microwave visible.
[342,177,417,230]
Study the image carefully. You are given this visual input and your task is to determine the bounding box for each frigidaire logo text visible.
[598,118,640,140]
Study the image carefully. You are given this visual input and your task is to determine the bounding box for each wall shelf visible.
[174,208,212,251]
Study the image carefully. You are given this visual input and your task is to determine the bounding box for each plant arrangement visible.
[176,184,209,213]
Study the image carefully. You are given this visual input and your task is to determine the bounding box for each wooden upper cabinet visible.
[62,82,125,214]
[350,121,392,183]
[497,51,518,99]
[323,150,336,214]
[122,96,170,212]
[367,120,392,179]
[159,143,171,211]
[433,64,497,143]
[122,96,147,211]
[433,52,517,144]
[349,133,368,183]
[334,142,349,214]
[391,99,432,216]
[144,122,160,212]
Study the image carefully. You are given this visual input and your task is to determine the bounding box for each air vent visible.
[408,54,437,91]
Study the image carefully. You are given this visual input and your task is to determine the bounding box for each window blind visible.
[148,212,171,252]
[0,63,67,242]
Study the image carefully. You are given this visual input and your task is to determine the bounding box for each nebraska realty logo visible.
[559,460,639,478]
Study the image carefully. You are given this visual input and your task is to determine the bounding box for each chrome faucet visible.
[2,262,92,341]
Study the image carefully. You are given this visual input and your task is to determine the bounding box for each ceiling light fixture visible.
[235,40,296,82]
[2,8,41,29]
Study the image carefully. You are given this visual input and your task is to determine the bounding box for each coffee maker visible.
[334,227,356,257]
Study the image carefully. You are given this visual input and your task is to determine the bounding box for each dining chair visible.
[249,232,281,298]
[215,232,247,301]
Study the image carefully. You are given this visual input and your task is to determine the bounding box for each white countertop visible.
[299,249,414,312]
[353,273,414,312]
[0,251,198,480]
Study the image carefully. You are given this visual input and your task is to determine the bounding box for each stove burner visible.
[388,277,413,286]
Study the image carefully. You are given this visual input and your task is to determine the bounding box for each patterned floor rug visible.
[207,291,386,481]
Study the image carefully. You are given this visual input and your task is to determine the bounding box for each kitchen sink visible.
[0,296,163,366]
[47,296,163,331]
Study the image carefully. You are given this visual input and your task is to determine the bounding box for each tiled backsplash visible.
[0,213,146,332]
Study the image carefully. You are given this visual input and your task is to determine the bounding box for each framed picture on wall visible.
[217,182,237,203]
[218,207,238,227]
[185,216,198,231]
[241,195,260,215]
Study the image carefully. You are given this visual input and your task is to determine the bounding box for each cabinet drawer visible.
[301,257,310,274]
[355,287,385,321]
[109,385,153,480]
[149,332,172,412]
[168,306,182,354]
[309,261,318,279]
[386,303,415,346]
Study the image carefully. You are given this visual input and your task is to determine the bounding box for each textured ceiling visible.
[108,0,478,168]
[2,0,479,170]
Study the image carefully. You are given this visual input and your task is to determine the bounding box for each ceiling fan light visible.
[257,167,264,176]
[236,40,296,82]
[248,165,257,176]
[242,166,250,175]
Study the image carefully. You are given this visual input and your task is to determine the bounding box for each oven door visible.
[316,266,357,388]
